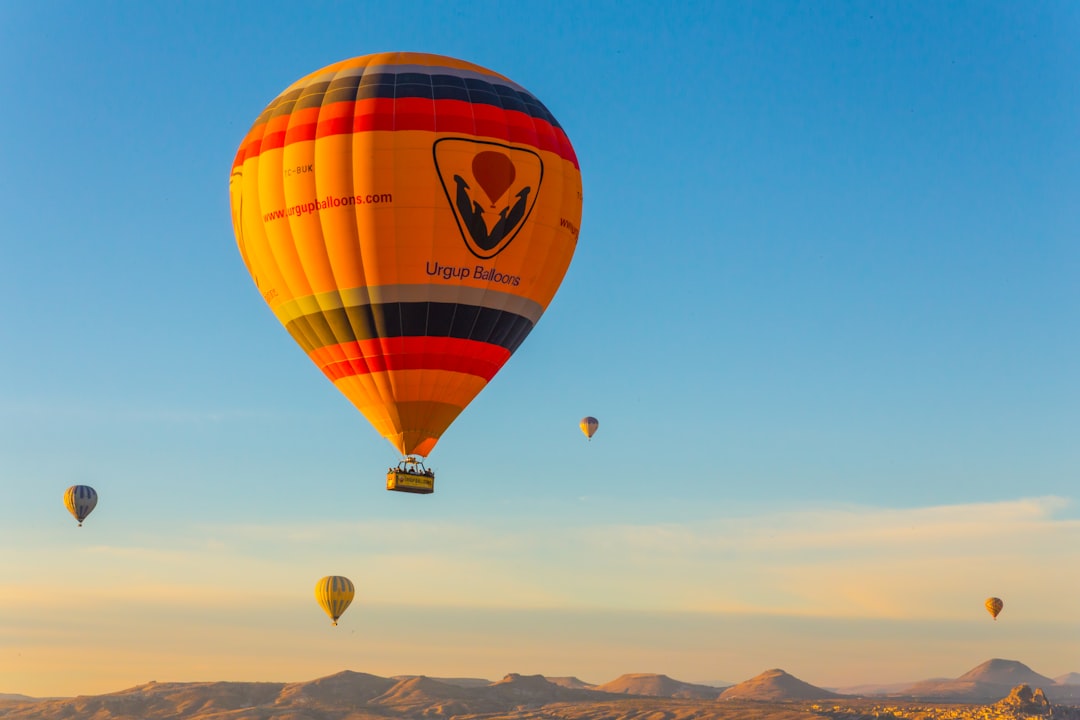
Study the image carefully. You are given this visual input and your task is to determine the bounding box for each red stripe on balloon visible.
[311,336,511,382]
[234,98,577,170]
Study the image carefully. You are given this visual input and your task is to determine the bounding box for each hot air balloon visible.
[314,575,355,626]
[985,596,1003,620]
[63,485,97,527]
[580,416,599,440]
[229,52,582,494]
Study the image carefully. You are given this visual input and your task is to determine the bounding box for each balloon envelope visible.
[580,416,599,439]
[314,576,355,625]
[985,596,1003,620]
[63,485,97,526]
[229,52,582,457]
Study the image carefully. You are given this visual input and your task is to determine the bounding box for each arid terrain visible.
[2,659,1079,719]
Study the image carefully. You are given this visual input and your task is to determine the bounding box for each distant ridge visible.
[596,673,723,699]
[486,673,608,703]
[370,675,483,716]
[1,679,285,719]
[719,668,840,701]
[1057,673,1080,686]
[391,674,492,688]
[0,693,48,704]
[544,676,597,689]
[277,669,395,705]
[6,662,1080,719]
[829,681,921,696]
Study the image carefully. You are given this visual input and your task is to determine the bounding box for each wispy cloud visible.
[6,498,1077,620]
[566,497,1080,617]
[579,496,1077,555]
[202,495,1077,547]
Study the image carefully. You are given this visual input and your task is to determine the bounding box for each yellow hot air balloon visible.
[985,596,1003,620]
[63,485,97,527]
[580,416,599,440]
[229,52,582,492]
[315,576,355,626]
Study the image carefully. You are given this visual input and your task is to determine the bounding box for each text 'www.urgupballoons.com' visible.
[262,192,394,222]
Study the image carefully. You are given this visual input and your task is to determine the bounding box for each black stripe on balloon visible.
[257,72,561,129]
[284,302,535,354]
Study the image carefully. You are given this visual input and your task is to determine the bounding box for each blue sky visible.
[1,0,1078,697]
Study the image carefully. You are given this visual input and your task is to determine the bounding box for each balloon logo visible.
[580,416,599,440]
[435,138,543,259]
[985,596,1003,620]
[472,151,517,207]
[315,576,355,626]
[230,52,582,463]
[64,485,98,527]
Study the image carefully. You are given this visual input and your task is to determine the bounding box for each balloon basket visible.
[386,457,435,494]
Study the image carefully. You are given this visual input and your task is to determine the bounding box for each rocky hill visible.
[276,669,396,705]
[719,668,840,701]
[903,659,1060,702]
[958,658,1056,686]
[992,684,1052,716]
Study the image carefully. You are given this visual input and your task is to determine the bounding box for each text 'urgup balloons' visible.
[229,52,583,463]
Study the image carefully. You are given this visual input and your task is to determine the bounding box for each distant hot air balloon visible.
[63,485,97,527]
[229,52,582,493]
[580,416,599,440]
[985,597,1003,620]
[314,576,355,626]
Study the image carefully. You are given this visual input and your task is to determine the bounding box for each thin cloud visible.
[7,497,1077,619]
[577,496,1079,555]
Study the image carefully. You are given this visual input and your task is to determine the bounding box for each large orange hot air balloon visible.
[985,596,1003,620]
[229,53,582,488]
